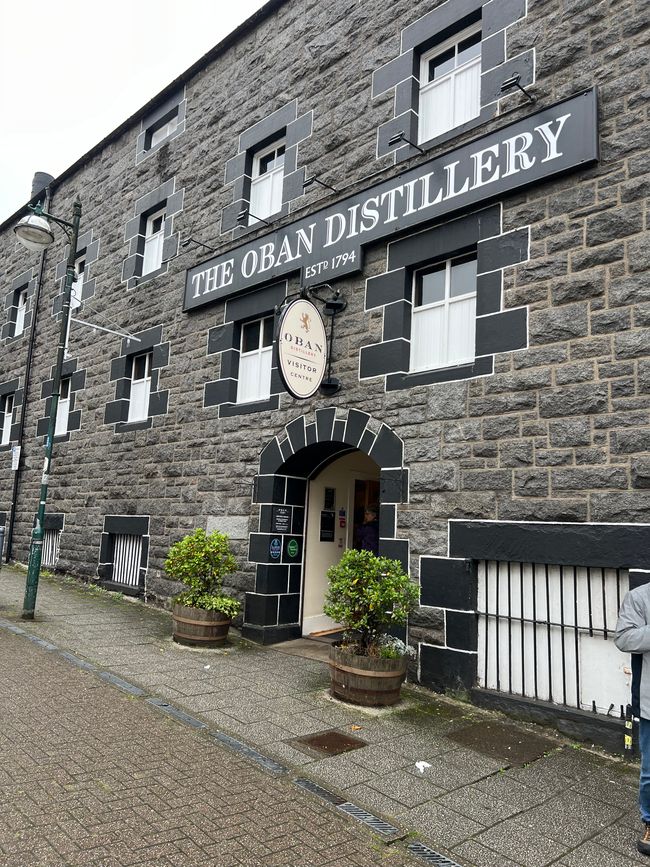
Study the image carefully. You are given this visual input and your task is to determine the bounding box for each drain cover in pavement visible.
[447,721,557,766]
[292,729,367,756]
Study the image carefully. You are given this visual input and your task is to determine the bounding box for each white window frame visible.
[128,352,152,423]
[418,22,482,143]
[142,209,166,275]
[14,289,27,337]
[71,256,85,311]
[1,394,14,446]
[236,316,274,404]
[149,113,178,149]
[410,254,477,373]
[249,140,285,224]
[54,377,71,437]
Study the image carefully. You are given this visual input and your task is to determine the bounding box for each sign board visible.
[271,505,291,534]
[269,538,282,560]
[319,510,335,542]
[276,298,328,399]
[184,89,599,311]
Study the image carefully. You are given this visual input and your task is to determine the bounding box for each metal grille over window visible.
[237,317,274,404]
[411,254,476,371]
[112,534,143,589]
[477,560,630,715]
[250,141,285,223]
[42,529,61,568]
[419,25,481,143]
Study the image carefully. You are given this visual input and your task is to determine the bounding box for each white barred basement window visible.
[418,24,481,143]
[249,140,285,224]
[128,352,152,422]
[410,254,477,372]
[112,534,143,589]
[237,317,274,404]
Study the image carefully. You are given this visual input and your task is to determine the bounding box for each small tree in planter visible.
[323,548,419,706]
[165,528,241,647]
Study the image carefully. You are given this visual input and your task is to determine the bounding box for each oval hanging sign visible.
[277,298,328,400]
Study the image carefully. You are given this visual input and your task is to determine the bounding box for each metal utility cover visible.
[292,729,367,756]
[448,721,557,766]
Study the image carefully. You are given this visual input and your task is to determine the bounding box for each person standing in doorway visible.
[355,506,379,555]
[615,582,650,856]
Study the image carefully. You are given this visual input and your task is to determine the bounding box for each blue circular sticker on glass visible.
[269,538,282,560]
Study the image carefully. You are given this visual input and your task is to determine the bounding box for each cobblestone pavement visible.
[0,627,423,867]
[0,567,647,866]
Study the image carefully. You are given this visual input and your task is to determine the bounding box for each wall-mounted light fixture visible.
[500,73,535,103]
[237,208,271,228]
[387,130,425,155]
[303,175,338,193]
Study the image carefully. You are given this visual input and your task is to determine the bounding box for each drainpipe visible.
[5,182,53,562]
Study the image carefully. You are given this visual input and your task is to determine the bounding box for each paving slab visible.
[0,565,646,866]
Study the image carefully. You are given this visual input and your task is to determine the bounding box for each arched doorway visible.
[242,408,409,645]
[302,450,380,636]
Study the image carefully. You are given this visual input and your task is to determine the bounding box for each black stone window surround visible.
[2,270,36,343]
[36,359,86,442]
[52,228,100,317]
[0,378,22,451]
[373,0,533,162]
[104,325,170,433]
[222,100,313,238]
[122,178,184,290]
[204,281,287,418]
[359,204,529,389]
[98,514,150,595]
[136,89,186,164]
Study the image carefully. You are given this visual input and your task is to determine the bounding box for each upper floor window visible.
[54,378,71,437]
[14,289,27,337]
[71,256,85,310]
[143,210,165,275]
[237,317,274,404]
[410,254,477,372]
[418,24,481,143]
[1,394,14,446]
[148,109,179,150]
[250,141,285,224]
[128,352,153,423]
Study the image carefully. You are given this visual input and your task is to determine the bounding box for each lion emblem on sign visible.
[300,312,311,332]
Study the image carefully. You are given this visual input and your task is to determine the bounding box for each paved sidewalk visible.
[0,566,646,866]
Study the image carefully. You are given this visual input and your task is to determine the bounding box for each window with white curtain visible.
[418,24,481,143]
[249,141,285,223]
[237,317,274,403]
[54,378,71,437]
[410,254,477,372]
[143,210,165,275]
[1,394,14,446]
[128,352,152,422]
[14,289,27,337]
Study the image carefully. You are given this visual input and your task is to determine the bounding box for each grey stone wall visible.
[0,0,648,664]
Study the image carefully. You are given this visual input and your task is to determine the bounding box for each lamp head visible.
[14,212,55,251]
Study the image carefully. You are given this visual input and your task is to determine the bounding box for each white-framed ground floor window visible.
[128,352,153,422]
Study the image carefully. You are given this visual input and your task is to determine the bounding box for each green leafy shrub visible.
[323,548,419,656]
[165,528,241,617]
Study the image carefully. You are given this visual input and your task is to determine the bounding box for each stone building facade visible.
[1,0,648,733]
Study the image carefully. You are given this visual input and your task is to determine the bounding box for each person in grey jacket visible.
[615,582,650,856]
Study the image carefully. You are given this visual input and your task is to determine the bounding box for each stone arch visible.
[242,407,409,644]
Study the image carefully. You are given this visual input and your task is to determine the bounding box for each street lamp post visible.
[14,200,82,619]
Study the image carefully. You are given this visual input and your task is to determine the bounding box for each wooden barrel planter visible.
[328,645,408,706]
[172,603,231,647]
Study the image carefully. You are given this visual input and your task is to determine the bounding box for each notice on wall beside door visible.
[324,487,336,510]
[319,510,335,542]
